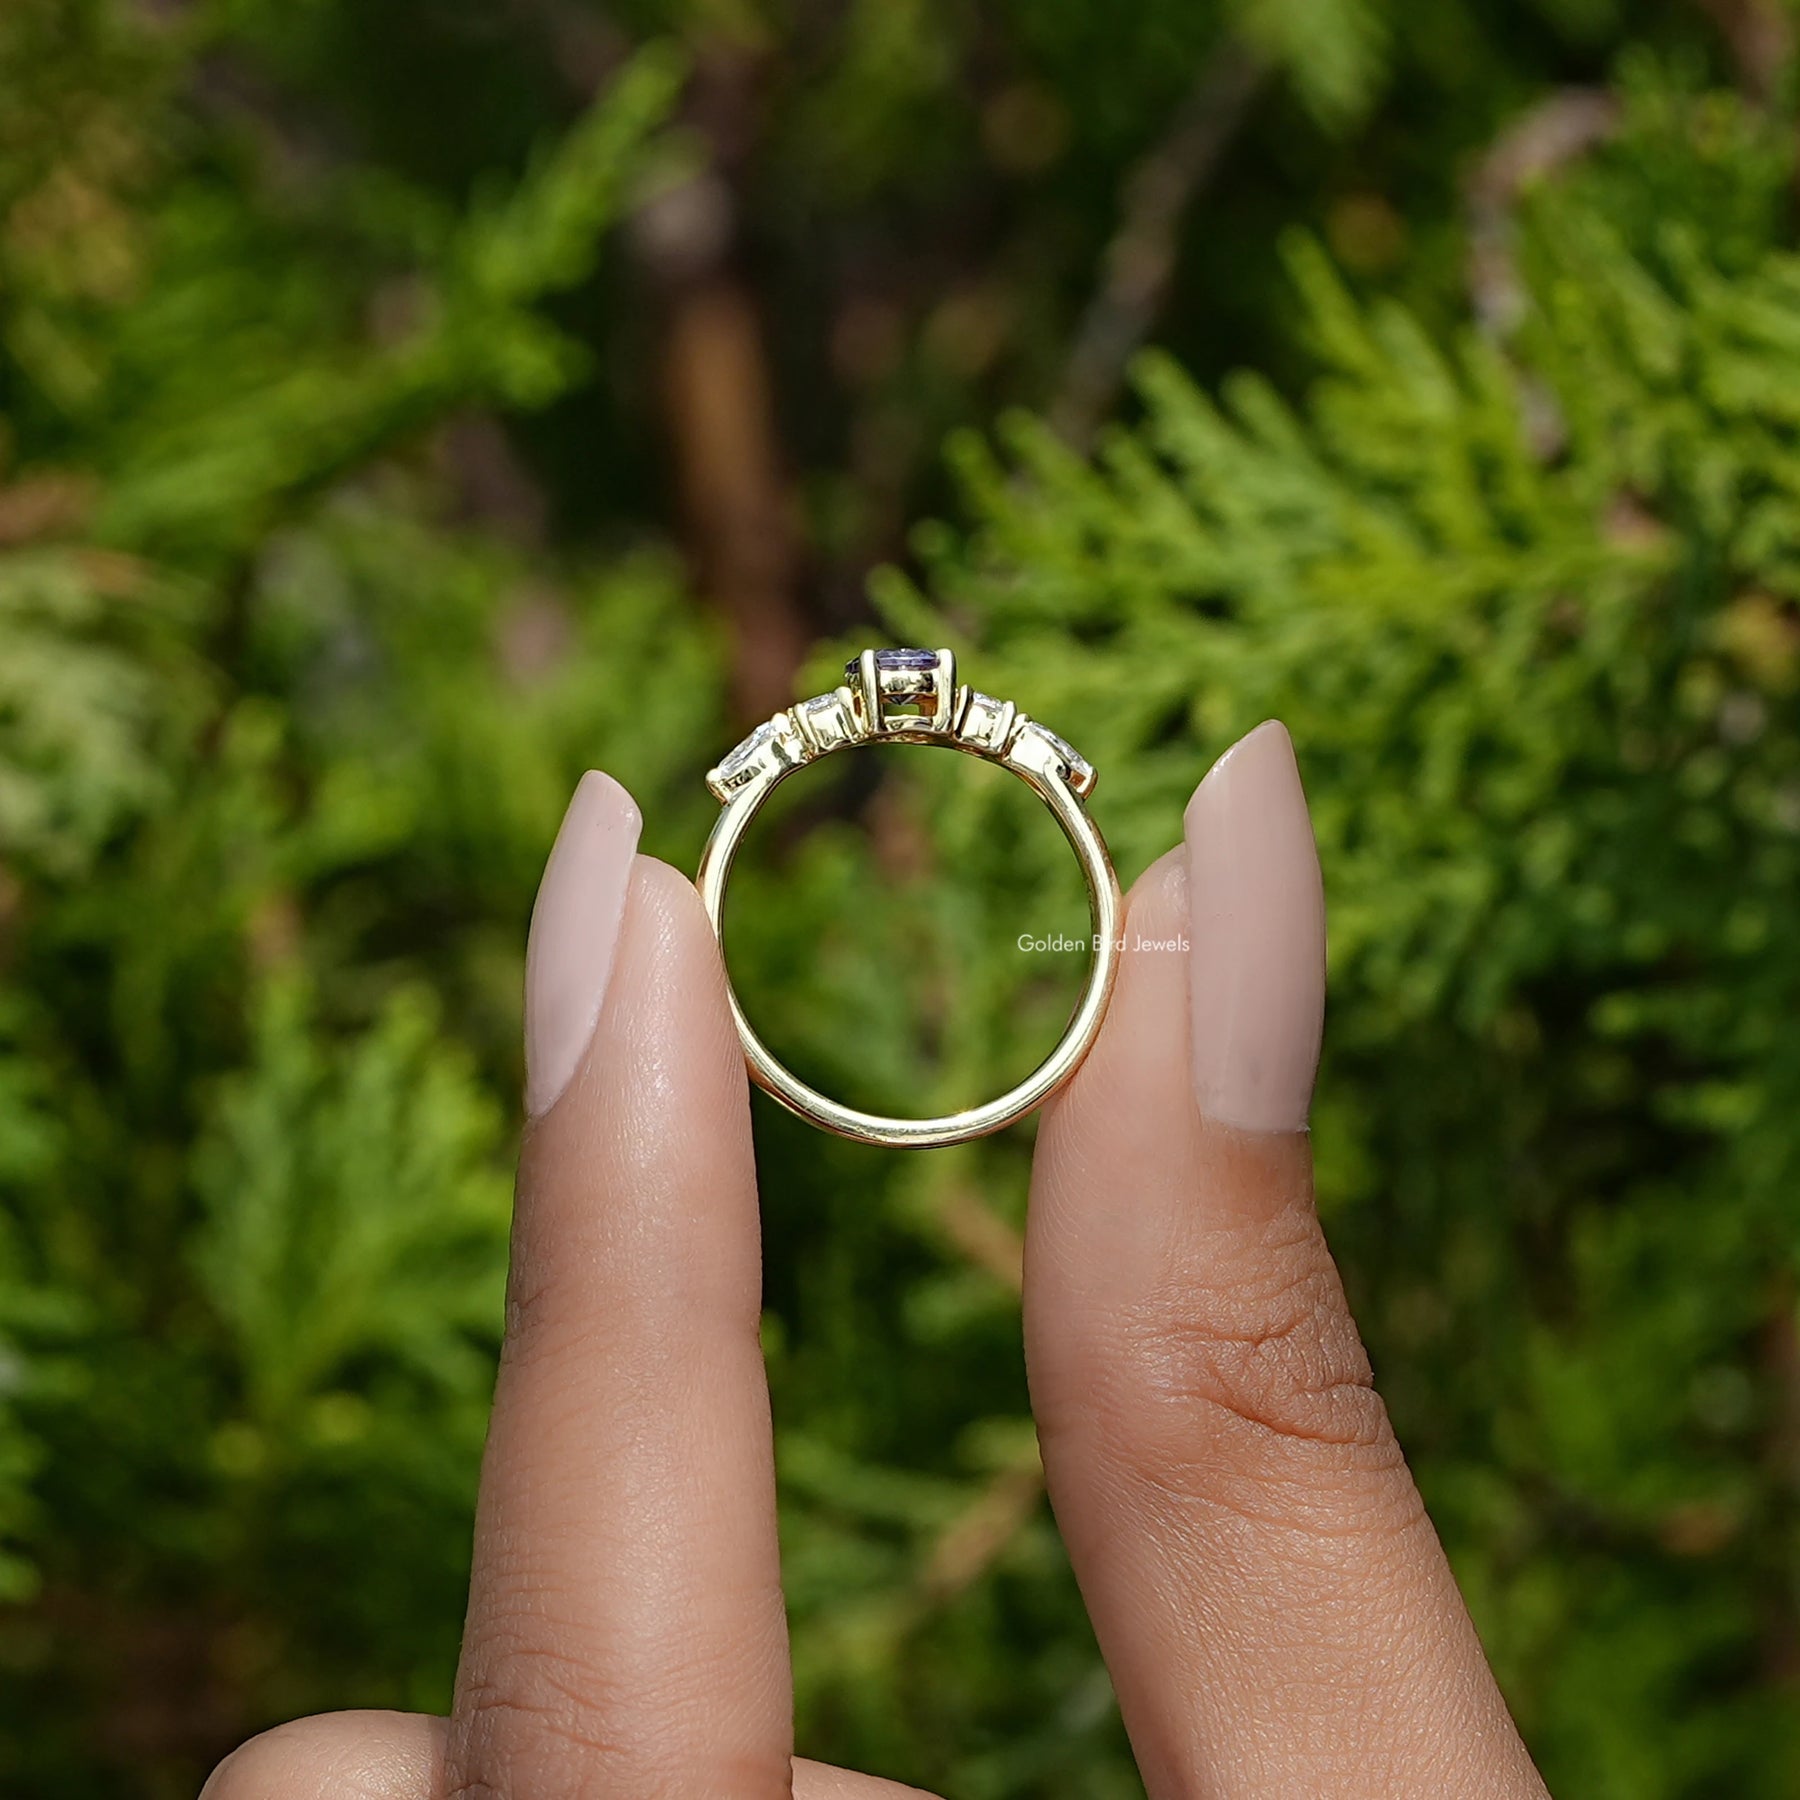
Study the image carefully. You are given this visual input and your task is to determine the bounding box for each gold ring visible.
[696,648,1121,1149]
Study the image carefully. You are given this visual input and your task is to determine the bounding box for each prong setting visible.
[848,646,958,736]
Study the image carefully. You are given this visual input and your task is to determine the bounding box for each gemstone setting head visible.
[845,646,938,680]
[848,646,957,735]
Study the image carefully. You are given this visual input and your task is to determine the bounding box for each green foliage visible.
[5,1,1800,1797]
[188,977,510,1704]
[0,544,191,877]
[192,978,508,1445]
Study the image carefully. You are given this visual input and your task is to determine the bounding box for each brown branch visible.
[930,1181,1025,1292]
[1760,1286,1800,1684]
[1693,0,1793,105]
[920,1458,1044,1603]
[656,250,807,719]
[1465,88,1620,342]
[1052,38,1268,450]
[496,15,808,720]
[630,57,808,722]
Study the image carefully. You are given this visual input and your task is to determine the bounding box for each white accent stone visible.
[961,691,1004,745]
[719,717,781,775]
[1038,726,1091,778]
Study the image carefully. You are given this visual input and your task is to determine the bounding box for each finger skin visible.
[1025,850,1548,1799]
[446,857,791,1800]
[201,1712,931,1800]
[200,1711,447,1799]
[793,1759,940,1800]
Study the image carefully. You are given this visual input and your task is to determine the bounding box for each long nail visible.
[1182,721,1326,1133]
[524,771,642,1118]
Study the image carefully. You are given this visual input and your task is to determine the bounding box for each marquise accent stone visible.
[1020,720,1093,785]
[1039,726,1090,778]
[718,717,781,776]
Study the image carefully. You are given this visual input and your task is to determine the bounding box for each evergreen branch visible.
[1052,38,1268,451]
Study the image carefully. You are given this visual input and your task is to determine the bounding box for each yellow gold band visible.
[696,648,1121,1149]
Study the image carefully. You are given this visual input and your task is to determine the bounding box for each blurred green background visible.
[6,0,1800,1793]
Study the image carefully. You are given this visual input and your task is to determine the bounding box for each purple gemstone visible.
[846,647,938,679]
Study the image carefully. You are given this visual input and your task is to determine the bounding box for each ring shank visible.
[695,742,1121,1149]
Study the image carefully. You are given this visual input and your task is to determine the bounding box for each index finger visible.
[446,773,791,1800]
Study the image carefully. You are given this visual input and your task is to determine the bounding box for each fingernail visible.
[1182,721,1326,1133]
[524,771,642,1118]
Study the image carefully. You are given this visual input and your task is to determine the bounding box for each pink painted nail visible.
[524,771,642,1118]
[1182,721,1326,1133]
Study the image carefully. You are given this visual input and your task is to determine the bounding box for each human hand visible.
[202,722,1549,1800]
